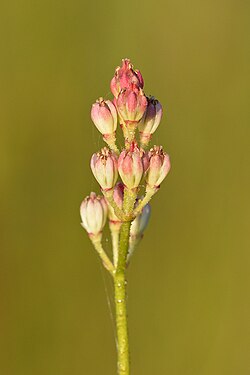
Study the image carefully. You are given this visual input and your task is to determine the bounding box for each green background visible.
[1,0,249,374]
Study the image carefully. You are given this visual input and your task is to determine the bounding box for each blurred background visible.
[0,0,250,374]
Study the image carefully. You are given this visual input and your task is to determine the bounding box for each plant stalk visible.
[109,221,121,268]
[90,234,115,275]
[114,221,131,375]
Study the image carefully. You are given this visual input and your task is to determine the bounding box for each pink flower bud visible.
[91,147,118,191]
[107,182,124,222]
[91,97,117,136]
[110,58,144,98]
[146,146,171,188]
[118,143,144,189]
[115,86,147,124]
[80,192,108,235]
[139,97,163,144]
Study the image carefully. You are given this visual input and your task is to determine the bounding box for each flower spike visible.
[80,58,172,374]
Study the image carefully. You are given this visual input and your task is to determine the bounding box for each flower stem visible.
[90,234,115,275]
[109,221,121,268]
[123,187,137,216]
[114,221,131,375]
[103,132,120,155]
[110,185,136,374]
[133,186,157,216]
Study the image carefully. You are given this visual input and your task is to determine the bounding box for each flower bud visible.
[107,182,124,222]
[91,97,117,136]
[91,147,118,191]
[130,203,151,238]
[118,143,144,189]
[146,146,171,188]
[115,86,147,124]
[80,192,108,235]
[110,58,144,98]
[139,97,163,146]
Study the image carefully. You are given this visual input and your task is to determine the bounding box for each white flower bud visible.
[80,192,108,235]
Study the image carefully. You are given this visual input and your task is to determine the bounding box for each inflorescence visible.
[80,58,171,273]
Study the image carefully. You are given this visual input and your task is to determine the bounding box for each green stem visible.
[117,221,131,273]
[104,187,136,373]
[90,234,115,275]
[105,140,120,155]
[114,221,131,375]
[109,221,121,268]
[133,186,157,216]
[103,132,120,155]
[123,187,137,216]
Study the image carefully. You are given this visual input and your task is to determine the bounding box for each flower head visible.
[91,97,117,136]
[146,146,171,188]
[110,58,144,98]
[80,192,108,236]
[91,147,118,191]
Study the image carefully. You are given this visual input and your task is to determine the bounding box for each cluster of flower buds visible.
[90,142,170,194]
[80,58,171,272]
